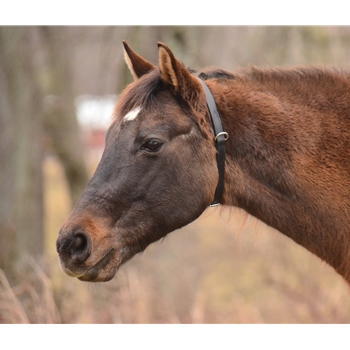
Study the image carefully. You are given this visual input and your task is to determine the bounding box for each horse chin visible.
[73,245,137,282]
[77,248,118,282]
[58,247,120,282]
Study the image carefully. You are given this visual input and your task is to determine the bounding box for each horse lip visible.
[61,266,85,278]
[78,248,116,282]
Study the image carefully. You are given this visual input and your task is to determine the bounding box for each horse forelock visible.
[112,67,210,127]
[112,69,164,124]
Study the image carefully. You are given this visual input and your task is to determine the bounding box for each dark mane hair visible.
[192,67,236,81]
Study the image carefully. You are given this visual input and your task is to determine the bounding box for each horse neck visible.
[209,73,350,283]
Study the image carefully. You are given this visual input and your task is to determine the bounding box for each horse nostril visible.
[68,232,92,264]
[69,234,85,254]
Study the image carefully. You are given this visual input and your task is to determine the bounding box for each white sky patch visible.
[75,95,117,129]
[123,106,141,122]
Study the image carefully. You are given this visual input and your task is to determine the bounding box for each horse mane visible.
[194,67,236,81]
[239,65,350,90]
[194,64,349,87]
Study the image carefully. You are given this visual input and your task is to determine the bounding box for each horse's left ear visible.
[158,42,202,106]
[123,41,156,80]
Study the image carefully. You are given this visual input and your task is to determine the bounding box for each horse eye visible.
[141,139,163,153]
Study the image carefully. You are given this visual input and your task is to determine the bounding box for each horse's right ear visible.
[122,41,156,80]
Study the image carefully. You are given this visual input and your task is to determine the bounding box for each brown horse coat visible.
[56,42,350,284]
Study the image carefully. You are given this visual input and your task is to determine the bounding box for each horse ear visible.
[122,41,156,80]
[157,42,202,106]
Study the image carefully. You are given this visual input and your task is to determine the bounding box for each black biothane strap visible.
[199,79,228,207]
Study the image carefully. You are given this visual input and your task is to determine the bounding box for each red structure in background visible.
[81,127,107,161]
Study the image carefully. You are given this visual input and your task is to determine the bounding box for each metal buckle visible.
[215,132,229,141]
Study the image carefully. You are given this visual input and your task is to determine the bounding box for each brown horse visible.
[56,41,350,284]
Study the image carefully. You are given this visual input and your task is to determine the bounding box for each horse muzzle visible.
[56,226,119,282]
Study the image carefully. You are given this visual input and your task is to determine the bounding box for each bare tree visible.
[0,27,44,279]
[0,26,91,280]
[40,27,89,206]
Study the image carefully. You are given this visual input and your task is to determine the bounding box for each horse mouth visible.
[78,249,116,282]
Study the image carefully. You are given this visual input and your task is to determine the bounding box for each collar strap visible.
[199,79,229,207]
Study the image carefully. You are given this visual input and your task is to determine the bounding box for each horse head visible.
[56,42,218,282]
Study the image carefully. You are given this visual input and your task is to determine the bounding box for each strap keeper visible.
[215,132,229,142]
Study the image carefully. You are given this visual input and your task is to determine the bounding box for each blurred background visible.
[1,26,350,324]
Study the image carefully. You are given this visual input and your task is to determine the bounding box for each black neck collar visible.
[199,79,229,207]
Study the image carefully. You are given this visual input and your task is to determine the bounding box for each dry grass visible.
[0,258,61,324]
[1,156,350,324]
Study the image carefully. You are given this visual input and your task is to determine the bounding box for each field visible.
[1,156,350,324]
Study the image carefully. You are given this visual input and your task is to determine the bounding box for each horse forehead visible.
[120,104,165,123]
[122,106,142,122]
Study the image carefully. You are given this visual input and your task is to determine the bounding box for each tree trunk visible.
[0,27,44,279]
[40,27,89,206]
